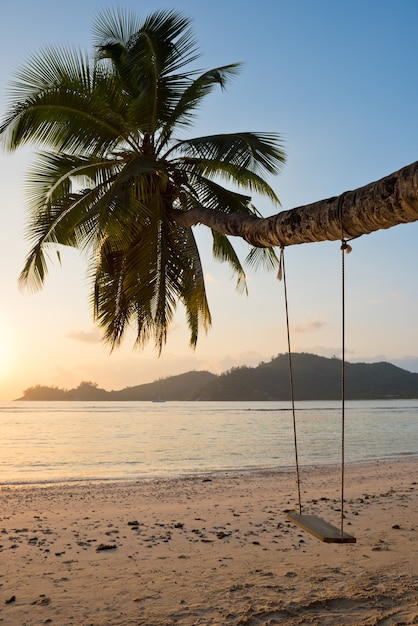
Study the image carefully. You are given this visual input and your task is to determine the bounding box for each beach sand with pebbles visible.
[1,458,417,625]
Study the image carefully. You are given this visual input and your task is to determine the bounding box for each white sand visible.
[1,458,417,625]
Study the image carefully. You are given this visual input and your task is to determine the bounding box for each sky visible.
[1,0,418,401]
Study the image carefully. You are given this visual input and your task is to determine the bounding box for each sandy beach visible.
[1,458,417,625]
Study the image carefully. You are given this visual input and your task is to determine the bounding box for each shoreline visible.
[1,457,417,625]
[1,453,417,488]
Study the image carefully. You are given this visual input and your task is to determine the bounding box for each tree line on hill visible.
[17,353,418,401]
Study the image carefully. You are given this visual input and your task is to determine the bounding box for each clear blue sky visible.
[1,0,418,399]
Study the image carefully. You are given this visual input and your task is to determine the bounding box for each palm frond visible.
[179,157,281,204]
[245,245,280,272]
[212,231,248,295]
[95,9,200,136]
[164,220,211,346]
[19,243,56,292]
[92,211,211,351]
[0,47,137,155]
[180,171,253,213]
[156,63,242,151]
[6,45,93,101]
[172,132,286,177]
[19,149,166,292]
[137,10,199,76]
[92,8,143,48]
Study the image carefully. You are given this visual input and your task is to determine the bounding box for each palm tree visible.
[2,9,418,354]
[0,8,286,351]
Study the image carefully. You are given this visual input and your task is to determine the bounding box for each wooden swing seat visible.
[286,511,356,543]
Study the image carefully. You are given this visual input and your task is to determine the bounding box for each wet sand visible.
[1,458,417,625]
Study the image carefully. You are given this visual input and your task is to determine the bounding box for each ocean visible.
[0,400,417,485]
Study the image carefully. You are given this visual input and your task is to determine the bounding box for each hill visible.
[17,371,216,402]
[190,353,418,400]
[17,353,418,401]
[110,371,217,401]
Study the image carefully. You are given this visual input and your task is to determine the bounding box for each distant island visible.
[17,353,418,401]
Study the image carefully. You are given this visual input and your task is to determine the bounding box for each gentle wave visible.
[0,400,417,485]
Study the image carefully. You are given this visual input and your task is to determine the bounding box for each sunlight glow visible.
[0,325,12,374]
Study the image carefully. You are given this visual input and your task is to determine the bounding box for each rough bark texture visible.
[170,160,418,247]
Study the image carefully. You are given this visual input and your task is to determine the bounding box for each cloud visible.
[204,272,216,283]
[66,329,102,344]
[390,291,403,302]
[350,354,418,373]
[302,350,418,373]
[215,351,266,373]
[370,292,404,305]
[303,345,355,358]
[290,319,325,334]
[392,356,418,373]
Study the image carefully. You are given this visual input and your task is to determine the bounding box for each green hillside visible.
[17,353,418,401]
[192,353,418,400]
[111,371,217,401]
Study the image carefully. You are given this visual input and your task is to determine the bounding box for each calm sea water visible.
[0,400,417,485]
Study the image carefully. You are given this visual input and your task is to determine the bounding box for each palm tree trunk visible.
[171,160,418,247]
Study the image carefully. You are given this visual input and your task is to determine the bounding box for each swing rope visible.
[339,193,352,538]
[340,238,347,537]
[279,247,302,515]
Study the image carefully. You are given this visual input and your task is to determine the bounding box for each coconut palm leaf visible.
[157,64,242,150]
[211,231,248,294]
[178,157,281,204]
[172,132,285,176]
